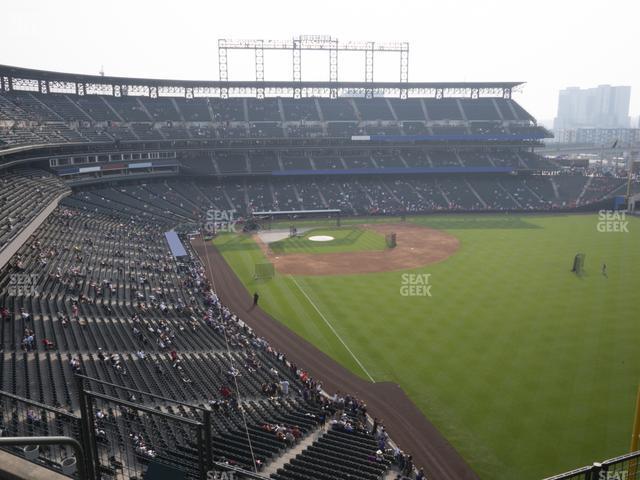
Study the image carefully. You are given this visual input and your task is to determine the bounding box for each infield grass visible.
[213,213,640,480]
[269,227,386,255]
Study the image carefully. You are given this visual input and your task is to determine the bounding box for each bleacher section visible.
[57,173,631,220]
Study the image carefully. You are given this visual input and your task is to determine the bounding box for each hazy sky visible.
[2,0,638,123]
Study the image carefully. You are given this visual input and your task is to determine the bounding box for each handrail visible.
[82,389,203,426]
[212,461,271,480]
[75,373,208,412]
[0,389,79,418]
[542,450,640,480]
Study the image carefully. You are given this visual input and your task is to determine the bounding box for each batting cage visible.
[571,253,585,275]
[385,232,397,248]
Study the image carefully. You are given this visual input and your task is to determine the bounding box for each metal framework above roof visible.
[218,36,409,93]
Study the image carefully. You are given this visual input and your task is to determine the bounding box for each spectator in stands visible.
[371,417,381,436]
[21,329,35,352]
[69,357,81,374]
[130,433,156,459]
[26,409,40,426]
[375,449,384,462]
[280,379,290,396]
[403,454,414,476]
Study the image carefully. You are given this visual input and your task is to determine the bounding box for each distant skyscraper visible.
[553,85,631,130]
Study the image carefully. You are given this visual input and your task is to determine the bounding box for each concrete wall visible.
[0,449,69,480]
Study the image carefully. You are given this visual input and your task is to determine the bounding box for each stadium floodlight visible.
[625,143,638,203]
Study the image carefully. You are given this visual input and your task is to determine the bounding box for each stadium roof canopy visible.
[0,64,524,99]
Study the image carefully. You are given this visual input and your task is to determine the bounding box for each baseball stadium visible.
[0,36,639,480]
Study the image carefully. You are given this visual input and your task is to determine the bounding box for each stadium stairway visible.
[262,421,329,476]
[272,426,393,480]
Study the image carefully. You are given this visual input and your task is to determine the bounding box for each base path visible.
[192,237,479,480]
[256,223,460,275]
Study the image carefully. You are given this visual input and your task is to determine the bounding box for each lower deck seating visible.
[61,171,636,221]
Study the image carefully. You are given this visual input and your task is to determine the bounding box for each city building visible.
[553,127,640,145]
[553,85,631,130]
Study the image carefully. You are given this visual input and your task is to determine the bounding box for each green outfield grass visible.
[268,227,386,255]
[213,213,640,480]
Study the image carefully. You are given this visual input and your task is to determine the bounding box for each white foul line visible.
[290,275,375,382]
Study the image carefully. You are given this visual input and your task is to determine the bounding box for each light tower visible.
[217,36,409,98]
